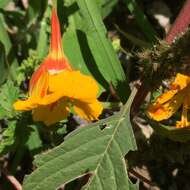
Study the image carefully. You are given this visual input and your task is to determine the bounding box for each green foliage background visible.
[0,0,161,189]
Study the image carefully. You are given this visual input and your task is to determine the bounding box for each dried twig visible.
[128,168,155,186]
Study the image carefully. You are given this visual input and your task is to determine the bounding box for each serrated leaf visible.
[23,89,138,190]
[63,0,130,101]
[0,80,19,118]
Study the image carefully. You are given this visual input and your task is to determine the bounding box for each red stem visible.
[3,170,22,190]
[165,0,190,44]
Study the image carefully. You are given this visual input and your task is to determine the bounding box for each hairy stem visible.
[166,0,190,44]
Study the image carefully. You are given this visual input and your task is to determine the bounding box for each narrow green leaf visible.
[63,0,130,101]
[96,0,118,18]
[114,24,151,48]
[27,0,48,22]
[37,7,51,60]
[124,0,158,43]
[0,13,11,54]
[0,42,8,84]
[23,89,138,190]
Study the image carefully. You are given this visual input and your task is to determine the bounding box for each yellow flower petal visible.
[40,92,63,106]
[33,98,69,126]
[73,99,103,121]
[155,90,178,104]
[171,73,190,90]
[176,121,190,128]
[147,90,185,121]
[13,98,38,111]
[49,71,99,102]
[155,73,190,105]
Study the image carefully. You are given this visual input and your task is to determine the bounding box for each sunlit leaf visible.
[63,0,130,101]
[23,89,138,190]
[0,80,19,118]
[36,7,51,60]
[96,0,118,18]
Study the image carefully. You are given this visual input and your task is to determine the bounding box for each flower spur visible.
[14,8,103,126]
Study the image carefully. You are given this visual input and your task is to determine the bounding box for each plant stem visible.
[3,170,22,190]
[132,0,190,115]
[129,169,155,186]
[166,0,190,44]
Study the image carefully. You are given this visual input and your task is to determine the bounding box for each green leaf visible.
[114,24,151,48]
[124,0,158,43]
[0,0,12,8]
[23,89,138,190]
[26,125,43,154]
[63,0,130,101]
[0,121,17,156]
[27,0,48,22]
[0,80,19,119]
[0,121,41,158]
[0,0,11,9]
[0,13,11,54]
[150,122,190,143]
[0,42,8,84]
[0,12,19,81]
[36,7,51,60]
[96,0,118,18]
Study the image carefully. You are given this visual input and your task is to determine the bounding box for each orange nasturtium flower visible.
[13,8,103,126]
[147,73,190,128]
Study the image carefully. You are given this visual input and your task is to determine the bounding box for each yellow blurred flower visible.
[147,73,190,128]
[13,9,103,126]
